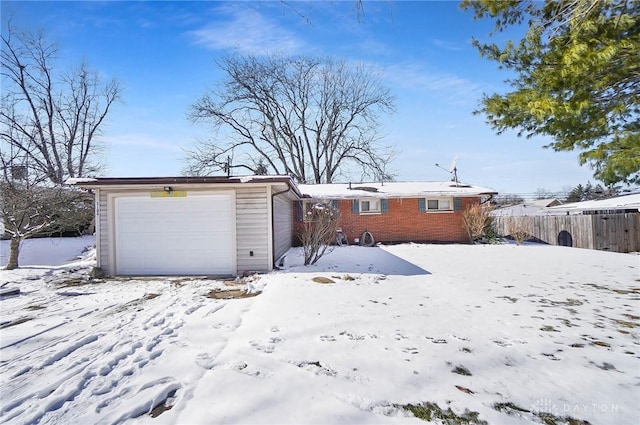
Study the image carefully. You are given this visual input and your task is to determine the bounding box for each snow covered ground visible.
[0,238,638,424]
[0,235,95,267]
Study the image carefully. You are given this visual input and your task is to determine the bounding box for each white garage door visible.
[115,193,234,275]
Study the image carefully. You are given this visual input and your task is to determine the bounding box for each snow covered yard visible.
[0,239,639,425]
[0,235,96,268]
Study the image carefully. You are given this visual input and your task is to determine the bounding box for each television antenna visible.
[435,156,459,186]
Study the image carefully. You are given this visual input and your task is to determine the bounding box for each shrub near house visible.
[295,182,496,245]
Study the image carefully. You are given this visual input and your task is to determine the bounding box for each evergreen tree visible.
[462,0,640,185]
[565,184,584,203]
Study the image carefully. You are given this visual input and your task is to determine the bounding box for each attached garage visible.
[75,176,301,277]
[114,193,234,275]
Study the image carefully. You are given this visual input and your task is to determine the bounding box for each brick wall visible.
[294,197,481,244]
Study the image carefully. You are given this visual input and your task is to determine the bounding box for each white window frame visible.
[425,197,453,212]
[359,198,381,214]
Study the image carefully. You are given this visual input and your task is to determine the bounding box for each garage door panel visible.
[115,194,234,275]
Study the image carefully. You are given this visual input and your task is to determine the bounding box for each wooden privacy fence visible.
[493,213,640,253]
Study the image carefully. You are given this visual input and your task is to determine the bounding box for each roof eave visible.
[71,176,303,198]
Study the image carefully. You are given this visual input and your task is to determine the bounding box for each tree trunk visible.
[5,236,21,270]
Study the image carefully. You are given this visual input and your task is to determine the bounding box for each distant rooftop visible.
[493,193,640,216]
[550,193,640,212]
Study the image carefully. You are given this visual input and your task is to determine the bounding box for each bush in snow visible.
[297,202,340,266]
[461,203,494,243]
[506,218,531,245]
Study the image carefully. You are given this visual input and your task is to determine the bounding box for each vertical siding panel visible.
[99,190,110,272]
[273,193,293,263]
[236,186,269,274]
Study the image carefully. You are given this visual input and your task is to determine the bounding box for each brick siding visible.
[294,197,481,244]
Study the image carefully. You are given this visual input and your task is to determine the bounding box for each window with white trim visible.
[424,198,453,211]
[360,198,381,213]
[351,198,388,214]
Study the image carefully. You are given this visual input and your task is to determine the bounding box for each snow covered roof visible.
[298,181,497,199]
[69,176,497,200]
[492,198,563,217]
[492,204,565,217]
[64,177,98,185]
[493,194,640,217]
[69,175,304,198]
[549,193,640,213]
[70,175,296,185]
[530,198,562,208]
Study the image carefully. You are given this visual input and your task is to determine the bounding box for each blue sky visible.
[2,0,597,196]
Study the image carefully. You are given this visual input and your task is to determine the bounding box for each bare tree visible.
[493,194,525,206]
[534,188,556,200]
[0,23,115,269]
[0,154,93,270]
[1,24,121,185]
[186,54,396,183]
[298,202,341,265]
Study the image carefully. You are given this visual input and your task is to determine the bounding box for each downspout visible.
[271,185,292,269]
[480,194,495,204]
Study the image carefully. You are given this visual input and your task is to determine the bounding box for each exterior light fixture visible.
[163,186,173,193]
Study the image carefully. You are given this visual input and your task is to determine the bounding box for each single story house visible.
[73,177,496,276]
[73,176,302,277]
[296,181,497,244]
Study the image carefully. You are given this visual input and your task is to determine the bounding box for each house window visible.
[351,198,388,214]
[360,198,380,213]
[422,198,454,212]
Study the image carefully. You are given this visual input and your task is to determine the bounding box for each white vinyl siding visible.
[236,186,270,274]
[273,192,293,262]
[98,189,109,270]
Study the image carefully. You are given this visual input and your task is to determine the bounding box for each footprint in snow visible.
[195,353,216,370]
[250,340,276,353]
[319,335,336,342]
[296,361,337,377]
[220,361,262,377]
[339,331,366,340]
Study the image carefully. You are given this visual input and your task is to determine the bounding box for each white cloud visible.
[189,5,304,55]
[430,38,466,51]
[383,62,486,102]
[105,133,184,152]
